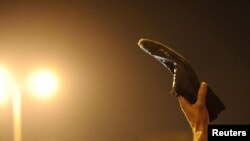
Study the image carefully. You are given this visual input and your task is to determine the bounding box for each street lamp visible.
[27,70,58,99]
[0,66,13,105]
[0,66,59,141]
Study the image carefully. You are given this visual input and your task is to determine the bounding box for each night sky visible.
[0,0,249,141]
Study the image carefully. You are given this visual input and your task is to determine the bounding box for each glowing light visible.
[27,70,58,99]
[12,84,22,141]
[0,66,12,104]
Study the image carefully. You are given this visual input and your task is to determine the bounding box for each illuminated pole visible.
[0,67,58,141]
[12,84,22,141]
[0,66,21,141]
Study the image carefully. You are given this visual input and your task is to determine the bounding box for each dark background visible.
[0,0,249,141]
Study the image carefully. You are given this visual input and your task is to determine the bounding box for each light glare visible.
[0,66,12,104]
[27,70,58,99]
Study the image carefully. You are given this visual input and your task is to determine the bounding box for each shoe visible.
[138,38,225,121]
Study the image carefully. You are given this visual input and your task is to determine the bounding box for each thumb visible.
[196,82,208,106]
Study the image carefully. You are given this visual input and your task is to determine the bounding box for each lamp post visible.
[0,66,59,141]
[12,84,22,141]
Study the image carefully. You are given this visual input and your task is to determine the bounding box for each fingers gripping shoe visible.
[138,38,225,122]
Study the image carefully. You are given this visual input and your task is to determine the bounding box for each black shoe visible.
[138,38,225,122]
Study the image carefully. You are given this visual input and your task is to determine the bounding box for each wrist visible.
[192,126,208,141]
